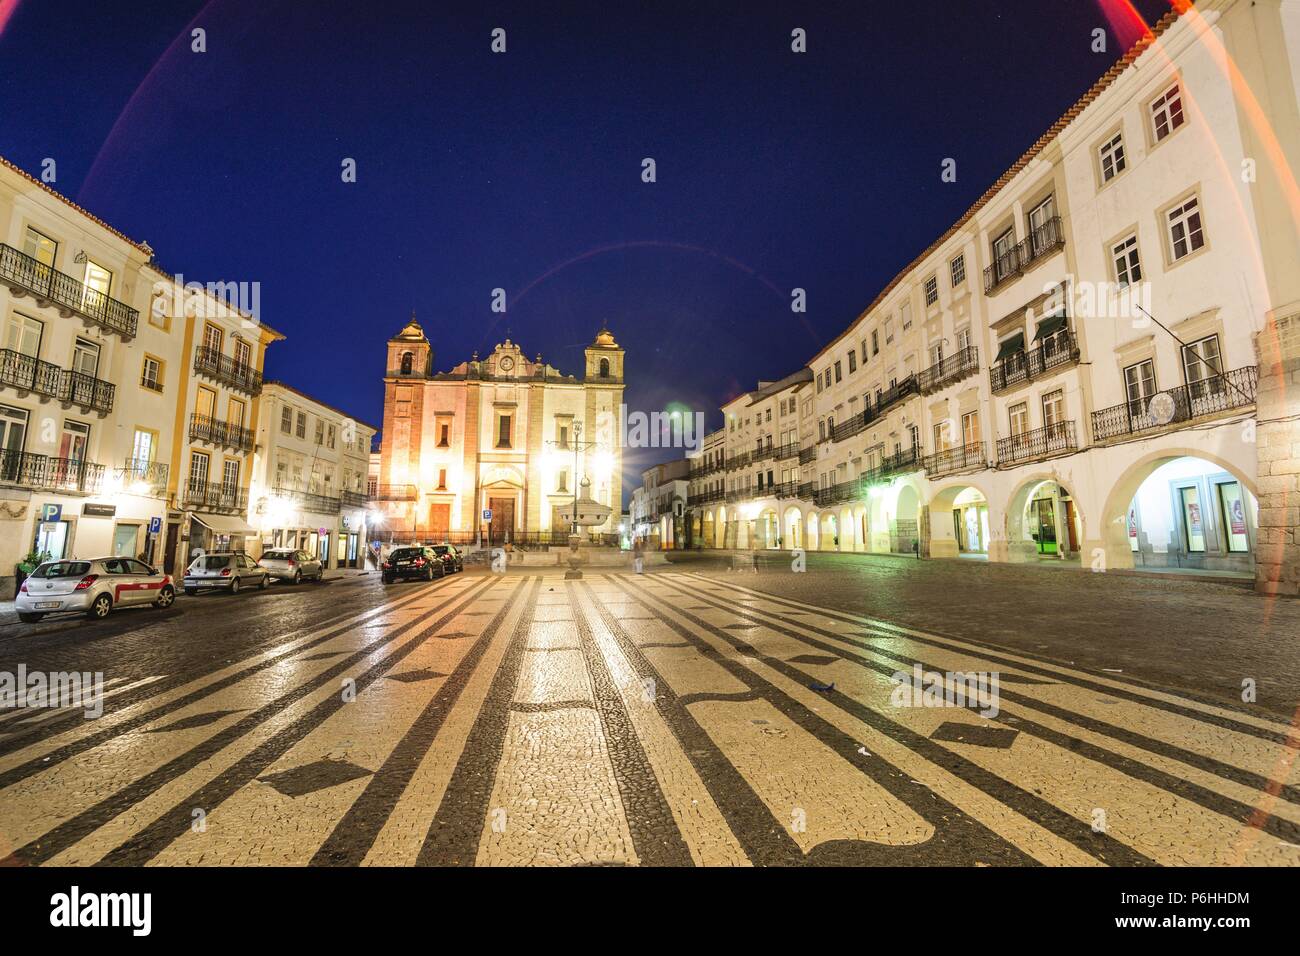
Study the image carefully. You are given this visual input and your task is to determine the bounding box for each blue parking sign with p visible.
[149,516,162,534]
[483,509,492,521]
[40,503,61,522]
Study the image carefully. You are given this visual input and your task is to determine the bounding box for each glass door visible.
[1180,486,1206,552]
[1216,481,1249,553]
[0,404,28,482]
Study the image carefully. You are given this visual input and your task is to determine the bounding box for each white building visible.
[249,382,378,569]
[684,0,1300,592]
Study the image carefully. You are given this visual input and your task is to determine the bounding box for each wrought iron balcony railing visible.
[688,487,725,506]
[797,481,816,500]
[0,450,105,493]
[798,446,817,465]
[983,215,1066,295]
[189,413,255,452]
[996,421,1078,468]
[752,444,776,463]
[1091,366,1258,444]
[181,480,249,513]
[773,442,800,461]
[918,346,979,394]
[117,458,169,494]
[373,483,417,500]
[0,348,116,413]
[725,451,751,471]
[193,345,263,395]
[922,441,987,477]
[340,489,370,508]
[772,480,800,498]
[272,485,341,514]
[831,374,921,444]
[0,243,139,338]
[689,459,724,479]
[989,328,1080,394]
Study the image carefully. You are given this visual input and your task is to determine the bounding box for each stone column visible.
[1255,309,1300,596]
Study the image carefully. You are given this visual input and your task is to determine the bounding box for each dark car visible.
[381,546,445,584]
[431,545,464,573]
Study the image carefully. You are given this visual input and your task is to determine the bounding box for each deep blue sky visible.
[0,0,1172,493]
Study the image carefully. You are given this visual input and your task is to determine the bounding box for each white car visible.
[183,552,271,595]
[258,548,324,584]
[16,557,176,622]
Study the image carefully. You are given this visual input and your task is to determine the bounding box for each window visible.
[1150,83,1185,142]
[400,351,413,374]
[1167,196,1204,261]
[1028,196,1056,253]
[437,468,448,491]
[933,422,949,452]
[72,338,100,378]
[900,303,912,330]
[1099,131,1127,182]
[202,323,223,355]
[556,469,567,492]
[956,327,971,352]
[228,398,246,430]
[497,414,512,448]
[847,351,856,373]
[4,313,42,357]
[196,385,216,419]
[295,411,307,439]
[833,361,842,383]
[961,411,980,446]
[1182,334,1223,398]
[599,358,610,378]
[950,254,966,287]
[871,330,879,355]
[924,275,938,306]
[816,373,824,394]
[131,429,154,465]
[993,228,1016,279]
[221,458,240,495]
[22,227,57,266]
[1041,390,1065,432]
[929,341,944,366]
[1008,402,1029,437]
[315,419,324,445]
[439,422,451,447]
[141,356,163,392]
[280,406,293,434]
[233,338,252,373]
[188,451,210,490]
[884,319,894,344]
[1124,360,1157,418]
[1112,234,1142,287]
[327,424,336,449]
[818,420,826,441]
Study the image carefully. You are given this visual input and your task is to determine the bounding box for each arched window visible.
[400,351,413,375]
[599,358,610,378]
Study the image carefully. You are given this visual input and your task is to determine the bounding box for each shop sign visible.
[82,503,116,518]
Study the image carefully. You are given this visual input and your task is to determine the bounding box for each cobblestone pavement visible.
[0,563,1296,866]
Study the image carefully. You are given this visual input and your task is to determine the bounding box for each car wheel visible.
[425,566,434,581]
[17,612,43,623]
[229,576,241,595]
[184,587,197,596]
[154,585,175,609]
[87,593,112,619]
[382,574,394,584]
[258,574,269,590]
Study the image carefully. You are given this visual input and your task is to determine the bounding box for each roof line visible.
[263,379,382,433]
[802,5,1187,368]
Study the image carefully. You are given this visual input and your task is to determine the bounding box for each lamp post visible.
[545,421,604,538]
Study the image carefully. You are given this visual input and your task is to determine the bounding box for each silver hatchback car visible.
[258,548,324,584]
[183,552,271,595]
[16,557,176,622]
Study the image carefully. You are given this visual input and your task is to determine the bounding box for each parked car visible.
[183,552,271,595]
[259,548,324,584]
[381,546,445,584]
[431,545,464,573]
[15,557,176,622]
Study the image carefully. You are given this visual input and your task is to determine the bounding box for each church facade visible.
[377,317,625,543]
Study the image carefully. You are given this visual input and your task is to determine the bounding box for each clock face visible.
[499,356,515,371]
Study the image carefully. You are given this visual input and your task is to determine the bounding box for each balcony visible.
[0,450,105,494]
[798,446,817,465]
[982,216,1066,295]
[989,327,1079,394]
[271,485,341,515]
[0,348,116,414]
[752,444,776,463]
[689,460,723,480]
[117,458,169,495]
[1091,366,1258,444]
[0,243,139,338]
[774,442,800,461]
[193,345,263,396]
[922,441,987,477]
[374,483,417,500]
[181,480,249,513]
[996,421,1078,468]
[772,480,800,498]
[918,346,979,395]
[688,488,725,506]
[189,413,255,452]
[830,374,921,444]
[340,489,370,508]
[725,451,751,471]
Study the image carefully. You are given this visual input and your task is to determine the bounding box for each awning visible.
[995,331,1025,361]
[191,512,258,536]
[1034,311,1067,341]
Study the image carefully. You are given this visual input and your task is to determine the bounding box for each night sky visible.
[0,0,1173,496]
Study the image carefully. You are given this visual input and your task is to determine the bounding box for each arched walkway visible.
[805,512,820,551]
[757,508,779,549]
[929,481,993,559]
[1004,477,1084,565]
[783,506,803,550]
[1097,450,1258,573]
[819,512,839,551]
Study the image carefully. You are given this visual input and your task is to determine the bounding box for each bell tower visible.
[584,325,624,382]
[387,311,432,378]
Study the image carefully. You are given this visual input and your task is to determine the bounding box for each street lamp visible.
[545,421,605,537]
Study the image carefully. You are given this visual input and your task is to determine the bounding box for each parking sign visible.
[148,516,162,535]
[483,509,492,521]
